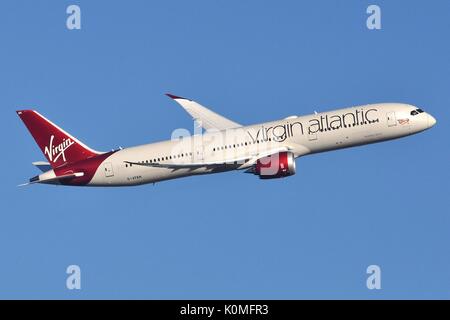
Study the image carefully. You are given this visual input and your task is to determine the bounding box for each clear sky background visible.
[0,0,449,299]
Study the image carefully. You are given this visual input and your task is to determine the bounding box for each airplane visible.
[16,94,436,187]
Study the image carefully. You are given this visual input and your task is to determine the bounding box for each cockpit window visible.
[411,108,424,116]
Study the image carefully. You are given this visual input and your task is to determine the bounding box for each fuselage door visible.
[387,112,397,127]
[308,129,318,141]
[104,162,114,177]
[193,136,204,162]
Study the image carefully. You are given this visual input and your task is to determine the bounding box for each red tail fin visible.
[17,110,101,169]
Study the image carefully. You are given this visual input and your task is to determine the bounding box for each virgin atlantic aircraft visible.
[17,94,436,186]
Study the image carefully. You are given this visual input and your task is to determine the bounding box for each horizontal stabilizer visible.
[32,161,52,172]
[19,172,84,187]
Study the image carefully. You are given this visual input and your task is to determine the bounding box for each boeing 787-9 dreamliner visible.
[17,94,436,186]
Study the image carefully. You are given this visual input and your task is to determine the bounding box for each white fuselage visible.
[86,103,435,186]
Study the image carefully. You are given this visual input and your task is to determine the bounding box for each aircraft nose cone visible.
[428,114,437,128]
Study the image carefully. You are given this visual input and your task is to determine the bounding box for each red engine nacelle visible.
[254,151,296,179]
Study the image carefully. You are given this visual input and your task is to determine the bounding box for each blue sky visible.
[0,0,449,299]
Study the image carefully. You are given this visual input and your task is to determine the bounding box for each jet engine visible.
[249,151,296,179]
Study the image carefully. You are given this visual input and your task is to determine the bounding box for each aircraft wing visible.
[124,146,297,170]
[166,94,242,131]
